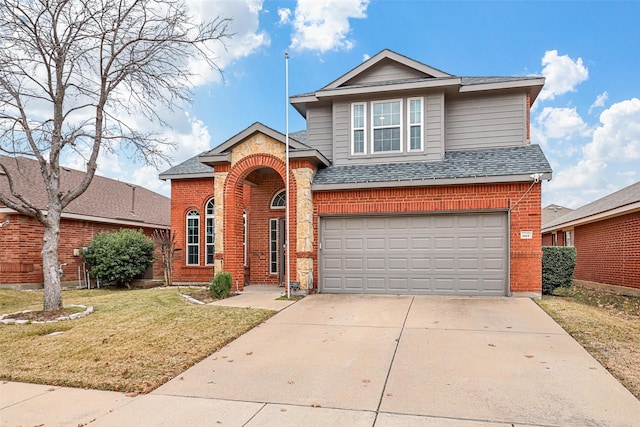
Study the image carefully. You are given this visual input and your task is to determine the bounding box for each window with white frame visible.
[408,97,423,151]
[271,190,286,209]
[186,210,200,265]
[372,100,401,153]
[205,199,215,265]
[269,219,278,274]
[565,230,573,247]
[351,103,366,155]
[243,211,247,266]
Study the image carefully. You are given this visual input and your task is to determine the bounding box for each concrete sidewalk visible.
[2,294,640,426]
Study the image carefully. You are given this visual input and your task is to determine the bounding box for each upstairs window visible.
[186,210,200,265]
[372,100,401,153]
[351,103,366,155]
[408,98,423,151]
[205,199,215,265]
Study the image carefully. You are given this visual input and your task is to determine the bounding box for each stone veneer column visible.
[213,170,227,274]
[293,167,314,290]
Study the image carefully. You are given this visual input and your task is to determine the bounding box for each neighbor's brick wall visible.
[313,182,543,294]
[0,213,164,287]
[170,178,215,283]
[574,211,640,289]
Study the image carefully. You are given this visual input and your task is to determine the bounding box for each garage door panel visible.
[389,238,409,250]
[320,213,507,295]
[323,257,342,270]
[388,258,408,270]
[411,237,431,250]
[344,258,363,270]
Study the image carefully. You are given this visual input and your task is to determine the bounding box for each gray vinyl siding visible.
[425,91,445,159]
[333,101,350,163]
[332,93,445,166]
[445,92,527,150]
[346,61,425,85]
[306,105,334,161]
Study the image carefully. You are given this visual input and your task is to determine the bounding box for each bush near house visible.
[83,229,155,288]
[542,246,577,294]
[210,272,232,299]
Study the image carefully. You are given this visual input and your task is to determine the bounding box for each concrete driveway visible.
[3,294,640,426]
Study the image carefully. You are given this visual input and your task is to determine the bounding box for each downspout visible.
[507,201,512,297]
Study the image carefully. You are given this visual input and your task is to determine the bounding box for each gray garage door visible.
[320,213,507,295]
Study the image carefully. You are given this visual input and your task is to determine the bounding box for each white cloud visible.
[278,7,292,25]
[186,0,270,85]
[588,91,609,114]
[584,98,640,161]
[538,50,588,101]
[289,0,370,53]
[536,107,587,139]
[362,53,370,62]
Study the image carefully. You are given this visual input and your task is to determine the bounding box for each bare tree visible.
[152,228,177,286]
[0,0,230,311]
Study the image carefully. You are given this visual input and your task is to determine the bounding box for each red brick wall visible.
[574,212,640,289]
[0,213,164,287]
[170,178,215,283]
[313,182,543,294]
[245,170,285,285]
[542,232,553,246]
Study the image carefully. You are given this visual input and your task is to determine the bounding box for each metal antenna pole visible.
[285,52,291,299]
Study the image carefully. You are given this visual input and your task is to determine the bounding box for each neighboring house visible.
[0,155,170,289]
[160,49,552,296]
[542,181,640,290]
[541,204,573,246]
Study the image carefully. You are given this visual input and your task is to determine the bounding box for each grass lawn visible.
[0,287,275,394]
[536,285,640,400]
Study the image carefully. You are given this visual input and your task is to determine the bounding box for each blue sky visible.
[92,0,640,210]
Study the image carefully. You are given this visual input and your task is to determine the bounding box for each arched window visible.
[271,189,286,209]
[186,210,200,265]
[205,199,215,265]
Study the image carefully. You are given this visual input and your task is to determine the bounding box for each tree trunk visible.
[42,212,63,311]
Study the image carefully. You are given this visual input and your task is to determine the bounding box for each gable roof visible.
[0,155,170,228]
[159,123,328,180]
[290,49,545,117]
[323,49,452,89]
[542,204,573,227]
[542,181,640,232]
[312,145,552,190]
[158,152,214,180]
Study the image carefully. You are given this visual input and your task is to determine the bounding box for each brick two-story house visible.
[160,50,552,296]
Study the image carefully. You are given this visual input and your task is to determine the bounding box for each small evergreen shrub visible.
[83,229,155,288]
[542,246,577,294]
[210,272,232,299]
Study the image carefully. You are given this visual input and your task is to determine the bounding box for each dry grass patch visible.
[0,288,274,393]
[537,286,640,399]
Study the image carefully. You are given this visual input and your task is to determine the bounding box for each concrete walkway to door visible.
[3,294,640,426]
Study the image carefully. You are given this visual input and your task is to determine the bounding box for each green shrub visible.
[83,229,155,288]
[542,246,577,294]
[209,272,232,299]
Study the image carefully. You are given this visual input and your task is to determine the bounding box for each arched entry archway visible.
[222,153,297,291]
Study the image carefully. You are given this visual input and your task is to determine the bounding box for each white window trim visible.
[270,189,286,210]
[371,98,403,154]
[407,97,424,152]
[205,199,215,266]
[269,218,278,274]
[243,211,248,266]
[186,209,200,266]
[351,102,367,155]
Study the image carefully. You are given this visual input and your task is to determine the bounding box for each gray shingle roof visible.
[0,155,170,227]
[313,145,551,186]
[543,181,640,231]
[159,152,214,177]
